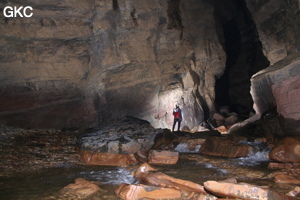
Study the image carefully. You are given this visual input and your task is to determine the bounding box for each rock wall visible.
[247,0,300,135]
[246,0,300,65]
[0,0,225,129]
[0,0,94,128]
[85,0,225,129]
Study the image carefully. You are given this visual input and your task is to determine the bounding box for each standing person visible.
[172,105,182,132]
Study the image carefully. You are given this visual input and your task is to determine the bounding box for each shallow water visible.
[0,158,233,200]
[0,145,296,200]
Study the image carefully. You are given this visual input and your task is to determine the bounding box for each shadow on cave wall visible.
[213,0,270,118]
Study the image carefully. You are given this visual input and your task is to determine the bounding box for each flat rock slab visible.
[148,150,179,165]
[204,180,298,200]
[199,136,253,158]
[79,151,138,166]
[115,183,181,200]
[138,172,207,195]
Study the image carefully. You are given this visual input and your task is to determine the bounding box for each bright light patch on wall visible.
[153,88,184,129]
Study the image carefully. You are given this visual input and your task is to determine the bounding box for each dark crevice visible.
[214,0,270,117]
[167,0,183,39]
[215,19,241,107]
[112,0,119,10]
[130,8,138,27]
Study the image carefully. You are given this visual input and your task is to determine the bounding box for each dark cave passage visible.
[214,0,270,117]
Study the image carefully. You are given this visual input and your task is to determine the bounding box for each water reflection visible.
[70,167,135,185]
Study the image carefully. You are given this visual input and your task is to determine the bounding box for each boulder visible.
[213,113,225,121]
[269,137,300,162]
[148,150,179,165]
[78,116,163,165]
[204,180,298,200]
[115,183,181,200]
[269,171,300,184]
[287,187,300,197]
[137,172,207,195]
[274,174,300,184]
[250,53,300,136]
[199,137,253,158]
[224,114,239,125]
[78,116,161,154]
[60,178,102,199]
[219,106,230,115]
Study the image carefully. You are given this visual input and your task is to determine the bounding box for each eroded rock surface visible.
[0,0,225,130]
[247,0,300,136]
[78,116,162,154]
[77,116,163,165]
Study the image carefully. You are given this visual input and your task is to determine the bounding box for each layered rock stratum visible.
[0,0,225,130]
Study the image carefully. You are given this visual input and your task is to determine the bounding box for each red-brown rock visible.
[269,137,300,162]
[138,172,207,195]
[204,180,298,200]
[272,75,300,135]
[148,150,179,165]
[268,162,300,170]
[199,137,253,158]
[274,174,300,184]
[287,187,300,197]
[60,178,102,198]
[268,162,300,175]
[192,193,218,200]
[79,151,138,166]
[115,183,181,200]
[216,126,228,134]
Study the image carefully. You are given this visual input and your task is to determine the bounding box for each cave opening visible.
[214,0,270,118]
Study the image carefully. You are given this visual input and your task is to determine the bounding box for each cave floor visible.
[0,128,298,199]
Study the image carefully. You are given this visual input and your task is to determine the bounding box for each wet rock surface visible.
[199,136,253,158]
[115,161,300,200]
[115,183,182,200]
[204,180,298,200]
[59,178,104,199]
[0,124,83,176]
[269,136,300,163]
[148,150,180,165]
[79,151,138,167]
